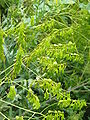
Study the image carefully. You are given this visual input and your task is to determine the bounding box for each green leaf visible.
[16,116,24,120]
[7,86,16,100]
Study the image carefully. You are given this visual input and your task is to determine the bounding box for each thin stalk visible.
[0,64,14,76]
[0,99,45,117]
[0,112,10,120]
[0,8,1,26]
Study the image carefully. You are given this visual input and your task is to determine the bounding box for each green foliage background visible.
[0,0,90,120]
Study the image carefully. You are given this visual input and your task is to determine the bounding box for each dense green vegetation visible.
[0,0,90,120]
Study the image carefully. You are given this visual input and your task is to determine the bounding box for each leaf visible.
[7,86,16,100]
[0,29,5,62]
[16,116,24,120]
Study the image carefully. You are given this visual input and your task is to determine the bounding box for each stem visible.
[0,112,10,120]
[0,8,1,26]
[41,102,57,113]
[0,99,45,117]
[0,68,13,86]
[0,64,14,76]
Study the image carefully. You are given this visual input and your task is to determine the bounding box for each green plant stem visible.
[0,8,1,26]
[69,81,90,92]
[0,99,45,117]
[0,64,14,76]
[28,113,35,120]
[0,68,13,86]
[0,112,10,120]
[41,102,57,113]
